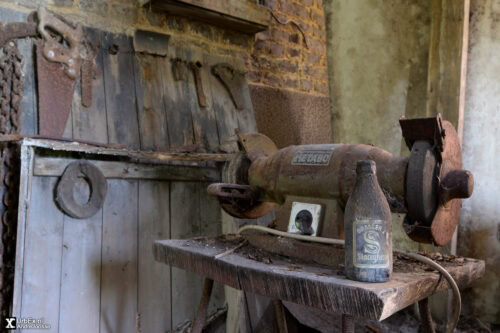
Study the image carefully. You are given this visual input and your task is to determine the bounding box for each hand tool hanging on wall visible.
[212,63,246,110]
[208,114,474,246]
[171,57,208,108]
[36,8,83,137]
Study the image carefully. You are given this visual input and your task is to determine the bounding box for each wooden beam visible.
[144,0,270,34]
[426,0,470,142]
[33,156,220,182]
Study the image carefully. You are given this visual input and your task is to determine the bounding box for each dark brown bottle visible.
[344,160,392,282]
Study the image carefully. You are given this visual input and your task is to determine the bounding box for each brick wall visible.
[0,0,329,97]
[0,0,332,146]
[0,0,253,61]
[250,0,329,96]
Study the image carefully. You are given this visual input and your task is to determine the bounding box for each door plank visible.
[206,54,239,146]
[188,50,220,152]
[58,179,102,333]
[21,176,64,332]
[102,33,141,149]
[134,54,169,151]
[72,28,108,144]
[170,181,202,328]
[100,179,138,333]
[138,180,171,332]
[160,45,195,147]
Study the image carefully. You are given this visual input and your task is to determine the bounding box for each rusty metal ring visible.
[55,161,107,219]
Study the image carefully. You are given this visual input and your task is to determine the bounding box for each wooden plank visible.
[426,0,470,138]
[206,54,239,146]
[58,182,102,333]
[12,144,35,317]
[189,50,220,152]
[138,180,171,332]
[147,0,270,34]
[33,156,220,182]
[170,181,203,328]
[72,28,108,144]
[198,182,226,316]
[100,180,138,333]
[20,138,232,162]
[134,54,169,151]
[154,237,485,321]
[160,45,195,147]
[18,36,37,135]
[21,176,64,332]
[102,32,141,149]
[0,8,37,135]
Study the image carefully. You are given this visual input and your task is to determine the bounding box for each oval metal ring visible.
[55,161,107,219]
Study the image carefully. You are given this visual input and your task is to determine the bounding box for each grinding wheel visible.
[55,161,107,219]
[404,120,473,246]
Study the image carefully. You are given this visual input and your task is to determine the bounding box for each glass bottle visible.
[344,160,392,282]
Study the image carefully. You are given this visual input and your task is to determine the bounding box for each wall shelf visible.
[142,0,270,34]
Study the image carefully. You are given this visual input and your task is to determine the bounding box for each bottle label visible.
[353,219,389,269]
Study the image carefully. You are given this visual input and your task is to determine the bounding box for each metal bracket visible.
[212,63,246,110]
[0,18,38,50]
[189,61,208,108]
[38,8,83,79]
[400,113,445,157]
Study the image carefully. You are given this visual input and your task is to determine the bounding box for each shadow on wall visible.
[249,84,332,148]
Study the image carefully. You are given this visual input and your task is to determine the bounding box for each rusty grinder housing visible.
[208,115,474,246]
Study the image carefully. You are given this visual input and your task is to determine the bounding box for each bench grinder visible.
[208,114,474,246]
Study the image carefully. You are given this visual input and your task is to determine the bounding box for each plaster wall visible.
[323,0,431,252]
[458,0,500,323]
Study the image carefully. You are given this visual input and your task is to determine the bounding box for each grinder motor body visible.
[209,115,473,246]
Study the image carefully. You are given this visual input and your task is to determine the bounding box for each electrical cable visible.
[236,224,461,333]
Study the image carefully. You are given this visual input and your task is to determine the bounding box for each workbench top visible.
[154,235,484,321]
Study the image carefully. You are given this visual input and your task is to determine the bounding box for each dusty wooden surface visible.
[146,0,270,34]
[154,236,485,321]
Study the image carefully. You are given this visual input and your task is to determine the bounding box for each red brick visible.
[314,80,330,95]
[287,47,301,58]
[281,2,309,19]
[253,39,267,52]
[268,42,285,57]
[284,77,300,89]
[277,59,299,73]
[248,70,262,83]
[308,38,326,53]
[263,72,282,87]
[301,79,313,91]
[311,9,324,24]
[305,52,322,64]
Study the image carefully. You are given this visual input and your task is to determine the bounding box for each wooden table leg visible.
[418,298,436,333]
[342,314,354,333]
[192,278,214,333]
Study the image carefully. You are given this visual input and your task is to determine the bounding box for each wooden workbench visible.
[154,235,485,322]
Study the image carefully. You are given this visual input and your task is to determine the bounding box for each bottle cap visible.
[356,160,376,174]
